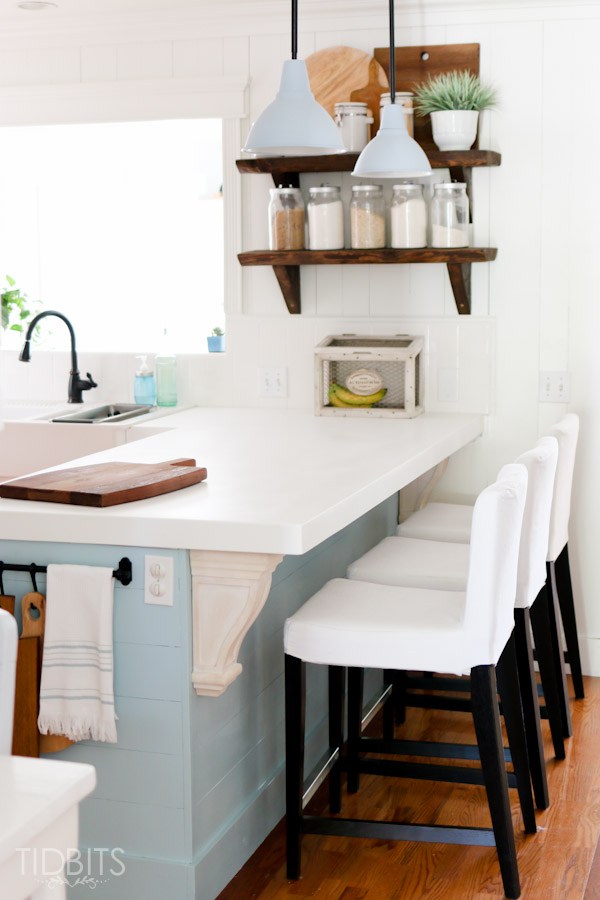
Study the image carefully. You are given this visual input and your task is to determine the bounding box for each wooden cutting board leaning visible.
[305,46,389,133]
[0,458,207,507]
[12,591,45,757]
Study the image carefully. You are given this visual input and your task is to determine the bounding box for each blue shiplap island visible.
[0,408,482,898]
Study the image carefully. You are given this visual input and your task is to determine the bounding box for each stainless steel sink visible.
[51,403,154,424]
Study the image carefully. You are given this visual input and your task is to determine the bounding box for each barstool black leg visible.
[513,608,549,810]
[555,543,585,699]
[546,561,573,738]
[328,665,345,813]
[382,669,395,739]
[471,664,521,900]
[496,634,538,832]
[347,667,364,794]
[285,653,305,880]
[530,584,566,760]
[393,669,408,725]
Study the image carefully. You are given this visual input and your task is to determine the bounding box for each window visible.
[0,118,224,353]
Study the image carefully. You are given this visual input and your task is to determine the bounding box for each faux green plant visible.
[414,71,498,116]
[1,275,34,333]
[211,326,224,336]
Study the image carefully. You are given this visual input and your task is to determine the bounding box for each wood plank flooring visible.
[218,676,600,899]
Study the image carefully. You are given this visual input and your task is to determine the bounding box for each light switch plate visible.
[539,371,570,403]
[144,554,174,606]
[258,367,288,398]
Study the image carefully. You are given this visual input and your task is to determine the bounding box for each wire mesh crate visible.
[315,334,424,418]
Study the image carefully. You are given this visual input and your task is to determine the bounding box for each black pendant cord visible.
[388,0,396,104]
[291,0,298,59]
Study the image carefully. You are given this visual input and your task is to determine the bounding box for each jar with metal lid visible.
[307,185,344,250]
[379,92,414,137]
[430,183,470,248]
[390,183,427,249]
[350,184,385,249]
[268,186,305,250]
[334,102,374,152]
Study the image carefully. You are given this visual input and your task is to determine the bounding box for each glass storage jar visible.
[334,102,374,152]
[379,92,414,137]
[268,186,305,250]
[350,184,385,249]
[430,182,470,248]
[390,183,427,249]
[307,186,344,250]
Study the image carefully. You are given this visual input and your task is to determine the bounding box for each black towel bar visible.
[0,557,133,593]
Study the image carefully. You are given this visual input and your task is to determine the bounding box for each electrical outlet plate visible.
[539,371,570,403]
[144,554,174,606]
[258,367,288,398]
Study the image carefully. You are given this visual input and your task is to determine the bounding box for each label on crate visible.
[345,368,384,396]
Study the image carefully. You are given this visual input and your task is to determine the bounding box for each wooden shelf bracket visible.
[273,265,301,314]
[446,262,472,315]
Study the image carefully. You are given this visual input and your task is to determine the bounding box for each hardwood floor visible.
[218,676,600,899]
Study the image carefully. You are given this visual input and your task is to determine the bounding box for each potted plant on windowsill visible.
[1,276,34,335]
[414,71,497,151]
[207,327,225,353]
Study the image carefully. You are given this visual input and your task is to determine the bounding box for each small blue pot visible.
[207,335,225,353]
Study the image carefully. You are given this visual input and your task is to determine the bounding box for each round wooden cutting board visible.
[305,46,389,131]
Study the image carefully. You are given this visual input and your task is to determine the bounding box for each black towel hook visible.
[29,563,38,593]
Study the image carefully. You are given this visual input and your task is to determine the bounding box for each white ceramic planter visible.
[430,109,479,151]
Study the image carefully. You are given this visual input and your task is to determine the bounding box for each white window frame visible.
[0,76,247,317]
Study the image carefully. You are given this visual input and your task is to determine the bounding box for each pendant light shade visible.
[243,59,345,156]
[352,0,431,178]
[352,103,431,178]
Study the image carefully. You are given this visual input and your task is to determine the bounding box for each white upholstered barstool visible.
[284,465,530,899]
[0,608,18,755]
[347,438,565,808]
[398,414,582,734]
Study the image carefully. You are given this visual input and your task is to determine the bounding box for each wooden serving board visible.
[0,458,207,507]
[306,46,389,131]
[12,592,45,758]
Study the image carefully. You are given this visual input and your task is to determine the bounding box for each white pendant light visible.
[242,1,344,156]
[353,0,431,178]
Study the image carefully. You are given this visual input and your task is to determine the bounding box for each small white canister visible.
[334,102,374,152]
[379,92,414,137]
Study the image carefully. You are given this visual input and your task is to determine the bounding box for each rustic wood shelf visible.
[236,150,501,183]
[238,248,497,316]
[236,150,501,315]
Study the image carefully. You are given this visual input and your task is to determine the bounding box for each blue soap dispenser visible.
[134,355,157,406]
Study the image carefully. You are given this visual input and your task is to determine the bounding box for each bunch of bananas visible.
[328,382,387,409]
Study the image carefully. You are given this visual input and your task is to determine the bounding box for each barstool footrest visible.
[356,736,512,763]
[405,693,472,713]
[301,815,496,847]
[350,755,517,789]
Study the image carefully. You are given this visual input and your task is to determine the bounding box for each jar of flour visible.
[390,184,427,248]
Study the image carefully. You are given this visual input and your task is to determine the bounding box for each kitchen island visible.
[0,407,482,899]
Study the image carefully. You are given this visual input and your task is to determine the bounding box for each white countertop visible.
[0,408,483,555]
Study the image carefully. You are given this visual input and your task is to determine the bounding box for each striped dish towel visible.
[38,564,117,743]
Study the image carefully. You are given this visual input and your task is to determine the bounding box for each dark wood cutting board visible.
[12,592,45,758]
[0,457,207,507]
